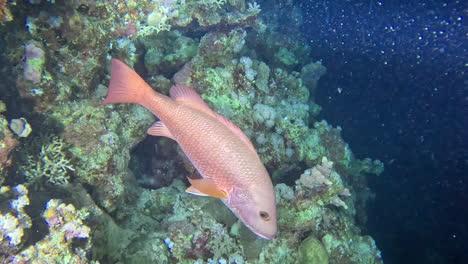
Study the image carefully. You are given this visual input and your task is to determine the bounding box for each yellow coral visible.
[43,207,56,222]
[0,0,13,23]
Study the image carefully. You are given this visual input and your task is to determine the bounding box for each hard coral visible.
[9,118,32,138]
[296,157,351,209]
[22,135,74,185]
[47,98,153,212]
[0,115,17,181]
[141,30,198,77]
[0,0,13,23]
[10,199,96,264]
[23,42,45,84]
[273,164,383,264]
[0,185,31,258]
[298,236,329,264]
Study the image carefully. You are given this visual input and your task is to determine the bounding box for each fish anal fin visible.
[147,121,175,140]
[187,177,228,199]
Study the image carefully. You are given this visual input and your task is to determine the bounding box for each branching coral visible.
[138,4,174,36]
[22,135,74,184]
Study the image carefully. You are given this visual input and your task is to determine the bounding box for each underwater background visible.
[0,0,466,264]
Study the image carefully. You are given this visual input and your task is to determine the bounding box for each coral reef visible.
[5,198,97,264]
[0,185,31,258]
[22,135,74,185]
[141,31,198,77]
[0,0,385,263]
[275,164,383,264]
[23,42,45,84]
[46,98,153,211]
[296,157,351,210]
[0,108,17,183]
[8,118,32,138]
[301,61,327,100]
[298,236,329,264]
[0,0,13,23]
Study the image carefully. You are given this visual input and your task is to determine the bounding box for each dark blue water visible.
[297,0,467,263]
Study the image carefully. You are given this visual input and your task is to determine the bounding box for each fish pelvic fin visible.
[187,177,228,199]
[101,59,155,107]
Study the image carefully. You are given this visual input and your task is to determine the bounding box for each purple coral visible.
[62,222,90,241]
[23,42,45,84]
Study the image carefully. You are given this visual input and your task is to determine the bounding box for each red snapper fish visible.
[102,59,277,239]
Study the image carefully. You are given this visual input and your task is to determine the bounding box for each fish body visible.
[102,59,277,239]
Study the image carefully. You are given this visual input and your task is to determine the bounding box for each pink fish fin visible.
[187,177,228,199]
[169,84,216,117]
[213,113,257,154]
[101,59,155,106]
[147,121,175,140]
[185,186,209,197]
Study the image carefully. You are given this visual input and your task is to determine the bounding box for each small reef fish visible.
[102,59,277,239]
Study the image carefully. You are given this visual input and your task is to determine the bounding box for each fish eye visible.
[259,211,270,221]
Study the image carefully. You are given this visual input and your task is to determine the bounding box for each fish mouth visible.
[236,213,276,240]
[222,199,276,240]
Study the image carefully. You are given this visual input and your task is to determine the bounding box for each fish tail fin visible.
[101,59,154,107]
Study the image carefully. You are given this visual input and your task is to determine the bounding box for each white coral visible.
[23,136,74,184]
[0,185,32,247]
[247,2,261,14]
[253,103,276,128]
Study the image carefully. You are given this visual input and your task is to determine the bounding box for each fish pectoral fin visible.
[147,121,175,140]
[187,177,228,199]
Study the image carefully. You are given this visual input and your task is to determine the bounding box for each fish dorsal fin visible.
[213,113,257,154]
[186,177,228,199]
[170,84,215,116]
[147,121,175,140]
[170,84,257,154]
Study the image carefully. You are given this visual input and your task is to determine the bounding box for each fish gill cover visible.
[0,0,386,263]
